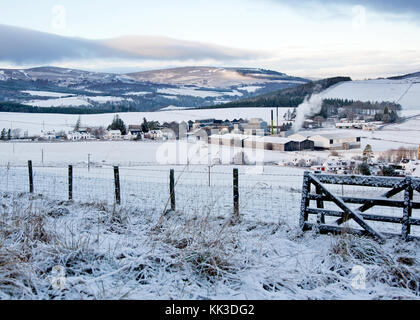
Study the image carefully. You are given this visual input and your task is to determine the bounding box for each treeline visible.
[0,102,137,114]
[318,98,401,123]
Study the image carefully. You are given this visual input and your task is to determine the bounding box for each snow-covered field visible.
[24,95,133,107]
[156,88,243,98]
[25,97,93,107]
[1,104,418,153]
[321,80,420,110]
[22,91,76,98]
[0,108,291,136]
[86,96,132,103]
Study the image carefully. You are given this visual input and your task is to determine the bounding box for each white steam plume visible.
[292,94,324,132]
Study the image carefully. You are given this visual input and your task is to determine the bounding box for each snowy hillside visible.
[126,67,308,88]
[320,77,420,110]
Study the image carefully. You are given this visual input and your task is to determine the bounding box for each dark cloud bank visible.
[0,24,262,65]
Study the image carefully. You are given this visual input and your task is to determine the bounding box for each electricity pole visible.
[271,110,274,135]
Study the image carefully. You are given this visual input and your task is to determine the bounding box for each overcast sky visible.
[0,0,419,79]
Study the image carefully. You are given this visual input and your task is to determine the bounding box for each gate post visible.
[402,177,413,240]
[316,184,325,224]
[299,171,311,230]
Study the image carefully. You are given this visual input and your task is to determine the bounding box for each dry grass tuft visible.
[150,209,241,280]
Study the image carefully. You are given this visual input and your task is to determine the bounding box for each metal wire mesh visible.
[0,163,418,236]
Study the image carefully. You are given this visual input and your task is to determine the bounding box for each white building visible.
[67,130,93,141]
[309,133,361,150]
[321,157,359,174]
[40,130,58,140]
[144,130,164,140]
[107,130,122,140]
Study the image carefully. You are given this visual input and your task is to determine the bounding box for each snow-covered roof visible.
[286,133,308,142]
[310,133,360,139]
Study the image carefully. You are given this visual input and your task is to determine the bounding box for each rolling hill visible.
[0,66,309,112]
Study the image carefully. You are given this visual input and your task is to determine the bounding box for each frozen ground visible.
[0,162,419,299]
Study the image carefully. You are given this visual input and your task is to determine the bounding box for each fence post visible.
[299,171,311,230]
[233,168,239,219]
[68,165,73,201]
[402,177,413,241]
[208,165,211,187]
[114,166,121,205]
[28,160,33,193]
[170,169,175,211]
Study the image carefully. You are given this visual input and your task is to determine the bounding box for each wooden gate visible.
[300,172,420,241]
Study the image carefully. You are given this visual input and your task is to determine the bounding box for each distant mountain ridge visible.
[0,66,310,112]
[126,66,308,88]
[388,71,420,81]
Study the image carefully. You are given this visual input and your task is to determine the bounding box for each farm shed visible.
[309,133,361,150]
[286,133,314,151]
[209,134,248,147]
[243,136,265,150]
[261,137,300,151]
[243,136,300,151]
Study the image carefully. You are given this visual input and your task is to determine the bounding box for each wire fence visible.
[0,162,419,237]
[0,162,304,225]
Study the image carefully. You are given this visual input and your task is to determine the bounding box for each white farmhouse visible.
[144,130,164,140]
[107,130,122,140]
[40,130,58,140]
[125,125,143,140]
[67,129,94,141]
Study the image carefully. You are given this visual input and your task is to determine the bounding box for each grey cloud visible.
[0,24,263,65]
[0,25,121,64]
[103,36,263,61]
